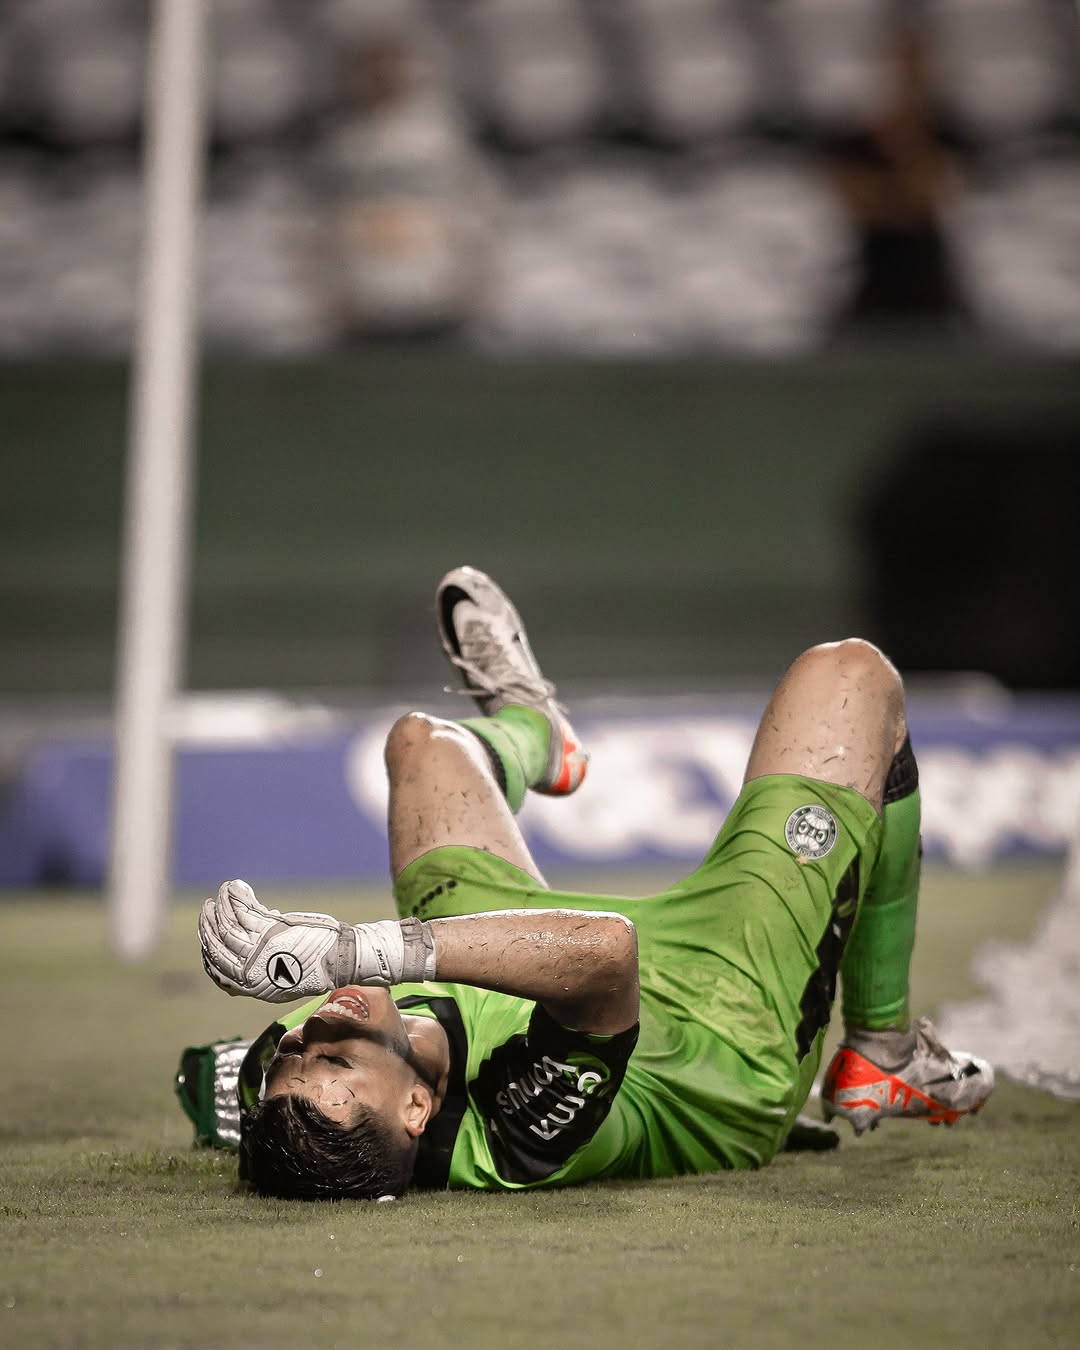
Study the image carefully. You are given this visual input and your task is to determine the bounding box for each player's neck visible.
[403,1014,451,1116]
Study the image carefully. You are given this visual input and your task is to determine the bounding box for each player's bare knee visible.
[596,913,639,982]
[384,711,465,774]
[614,914,639,969]
[799,637,901,696]
[797,639,907,750]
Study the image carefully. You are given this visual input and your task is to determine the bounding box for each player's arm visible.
[426,909,638,1035]
[199,881,639,1035]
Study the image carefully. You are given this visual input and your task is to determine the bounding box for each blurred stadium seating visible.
[0,0,1077,355]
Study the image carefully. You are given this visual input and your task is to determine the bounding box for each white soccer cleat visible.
[822,1015,995,1136]
[436,565,588,795]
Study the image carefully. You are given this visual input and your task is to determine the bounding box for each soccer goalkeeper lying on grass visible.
[180,566,993,1199]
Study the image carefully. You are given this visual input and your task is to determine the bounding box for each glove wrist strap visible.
[399,916,437,983]
[333,925,358,987]
[347,918,437,986]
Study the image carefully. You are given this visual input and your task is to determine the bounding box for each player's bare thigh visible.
[743,638,907,814]
[384,712,548,884]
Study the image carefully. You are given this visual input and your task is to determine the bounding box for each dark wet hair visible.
[240,1095,418,1201]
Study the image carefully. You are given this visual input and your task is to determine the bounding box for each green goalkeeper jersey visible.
[389,973,790,1189]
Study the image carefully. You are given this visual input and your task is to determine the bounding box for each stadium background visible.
[3,0,1080,706]
[3,0,1080,890]
[1,5,1079,1346]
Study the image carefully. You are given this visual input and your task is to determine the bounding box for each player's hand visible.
[198,880,353,1003]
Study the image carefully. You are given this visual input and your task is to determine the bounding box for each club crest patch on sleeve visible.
[785,804,838,860]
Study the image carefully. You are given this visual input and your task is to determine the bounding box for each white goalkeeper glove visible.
[198,880,435,1002]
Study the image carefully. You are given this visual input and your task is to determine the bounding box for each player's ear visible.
[402,1084,433,1138]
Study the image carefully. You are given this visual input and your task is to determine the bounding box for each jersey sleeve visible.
[469,1004,639,1185]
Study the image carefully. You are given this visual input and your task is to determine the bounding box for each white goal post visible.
[108,0,210,959]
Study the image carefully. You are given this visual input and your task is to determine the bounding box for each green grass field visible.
[3,865,1079,1350]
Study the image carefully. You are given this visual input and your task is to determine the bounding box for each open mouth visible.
[317,986,371,1023]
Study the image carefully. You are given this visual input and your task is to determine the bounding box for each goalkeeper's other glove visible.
[198,879,434,1002]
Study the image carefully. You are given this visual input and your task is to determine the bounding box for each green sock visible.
[459,705,551,813]
[840,738,921,1032]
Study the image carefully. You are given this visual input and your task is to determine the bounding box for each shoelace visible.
[912,1016,980,1082]
[444,622,563,711]
[845,1018,960,1080]
[914,1016,954,1065]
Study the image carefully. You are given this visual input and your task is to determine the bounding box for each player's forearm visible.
[428,909,639,1036]
[198,882,638,1028]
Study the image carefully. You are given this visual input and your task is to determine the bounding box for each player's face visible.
[262,987,418,1127]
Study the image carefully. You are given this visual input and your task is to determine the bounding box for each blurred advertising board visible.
[2,694,1078,889]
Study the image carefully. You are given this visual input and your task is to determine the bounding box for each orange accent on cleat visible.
[537,722,589,796]
[821,1020,994,1137]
